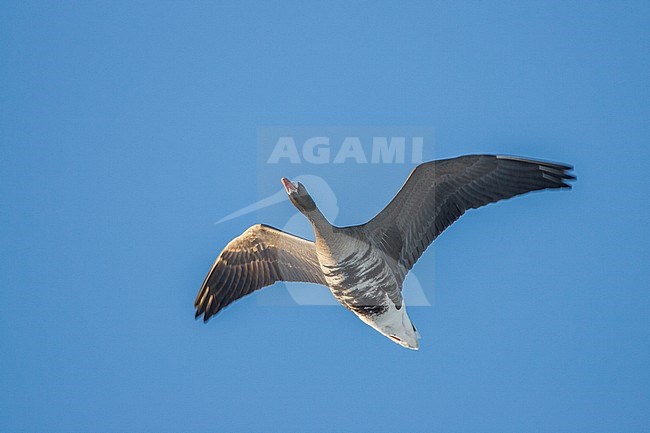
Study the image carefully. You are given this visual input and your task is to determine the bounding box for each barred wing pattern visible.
[194,224,326,321]
[365,155,575,279]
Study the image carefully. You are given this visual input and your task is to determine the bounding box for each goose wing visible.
[195,224,326,321]
[364,155,575,279]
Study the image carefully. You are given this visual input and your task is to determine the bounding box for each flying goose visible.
[195,154,575,349]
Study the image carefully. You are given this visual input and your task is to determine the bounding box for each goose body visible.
[314,227,420,348]
[195,154,575,349]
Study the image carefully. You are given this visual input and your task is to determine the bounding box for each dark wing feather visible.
[364,154,575,280]
[194,224,326,321]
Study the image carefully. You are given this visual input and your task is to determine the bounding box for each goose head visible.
[281,177,317,214]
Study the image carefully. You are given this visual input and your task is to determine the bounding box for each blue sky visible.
[1,1,649,432]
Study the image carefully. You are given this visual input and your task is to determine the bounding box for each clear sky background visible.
[1,1,649,432]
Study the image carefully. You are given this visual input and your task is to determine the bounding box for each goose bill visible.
[281,178,298,194]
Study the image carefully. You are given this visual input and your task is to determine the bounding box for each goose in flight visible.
[195,154,575,349]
